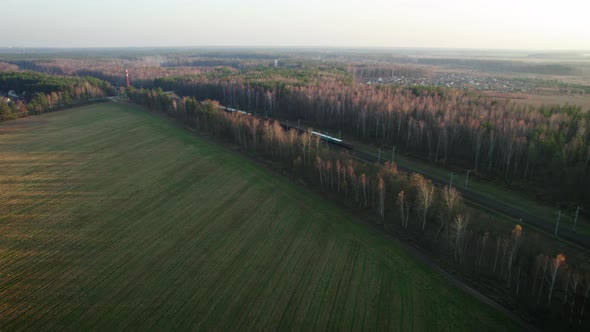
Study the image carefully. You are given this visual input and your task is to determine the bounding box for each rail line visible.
[221,105,590,250]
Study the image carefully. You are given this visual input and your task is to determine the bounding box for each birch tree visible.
[378,176,385,219]
[506,224,523,286]
[413,174,435,231]
[478,232,490,266]
[361,174,368,207]
[315,156,324,187]
[453,214,469,264]
[547,253,567,305]
[397,190,409,228]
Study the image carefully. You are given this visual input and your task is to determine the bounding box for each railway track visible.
[351,149,590,250]
[222,105,590,250]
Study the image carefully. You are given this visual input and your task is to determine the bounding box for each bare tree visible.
[266,90,274,116]
[570,272,581,323]
[564,271,571,305]
[472,125,484,172]
[537,255,549,304]
[453,214,469,263]
[397,190,409,228]
[360,107,368,137]
[250,117,259,152]
[413,174,435,231]
[288,129,298,155]
[378,176,385,219]
[478,232,490,266]
[516,264,522,295]
[506,225,523,286]
[315,156,324,187]
[500,239,509,275]
[531,254,544,296]
[348,164,358,202]
[336,160,342,192]
[442,186,462,246]
[547,253,567,305]
[361,174,368,207]
[493,238,501,273]
[300,131,310,163]
[580,276,590,325]
[442,186,461,216]
[326,160,333,191]
[315,134,321,157]
[488,130,496,172]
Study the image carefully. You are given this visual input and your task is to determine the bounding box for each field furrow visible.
[0,103,518,331]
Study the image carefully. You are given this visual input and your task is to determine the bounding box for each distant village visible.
[364,72,535,93]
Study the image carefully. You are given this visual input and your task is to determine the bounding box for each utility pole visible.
[378,148,381,164]
[573,206,580,231]
[338,130,341,139]
[450,172,454,188]
[391,146,396,163]
[465,170,472,188]
[555,210,561,236]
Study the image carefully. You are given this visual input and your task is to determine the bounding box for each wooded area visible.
[0,72,113,121]
[151,73,590,209]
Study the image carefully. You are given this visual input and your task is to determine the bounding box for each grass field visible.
[509,93,590,112]
[0,103,518,330]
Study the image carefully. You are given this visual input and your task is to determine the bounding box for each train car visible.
[279,122,353,150]
[222,106,353,150]
[222,106,252,116]
[312,131,354,150]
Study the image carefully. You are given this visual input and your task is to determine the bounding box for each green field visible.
[0,103,517,330]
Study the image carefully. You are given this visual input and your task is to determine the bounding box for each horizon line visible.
[1,45,590,53]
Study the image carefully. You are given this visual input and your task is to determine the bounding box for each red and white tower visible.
[125,69,130,88]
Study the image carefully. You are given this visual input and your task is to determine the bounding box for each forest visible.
[127,86,590,329]
[148,71,590,209]
[0,71,113,121]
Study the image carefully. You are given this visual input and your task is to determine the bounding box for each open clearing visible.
[0,103,517,330]
[509,93,590,111]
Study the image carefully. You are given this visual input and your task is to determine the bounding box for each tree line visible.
[150,74,590,210]
[0,71,113,122]
[128,87,590,329]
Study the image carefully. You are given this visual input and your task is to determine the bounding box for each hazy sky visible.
[2,0,588,50]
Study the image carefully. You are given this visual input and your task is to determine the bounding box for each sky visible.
[2,0,589,50]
